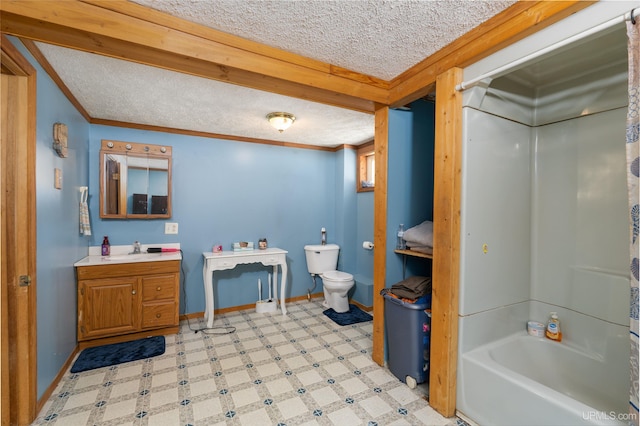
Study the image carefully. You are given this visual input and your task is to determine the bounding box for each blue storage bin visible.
[381,288,431,387]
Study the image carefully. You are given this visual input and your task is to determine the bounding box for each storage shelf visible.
[394,249,433,259]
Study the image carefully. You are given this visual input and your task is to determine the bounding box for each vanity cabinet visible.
[76,260,180,347]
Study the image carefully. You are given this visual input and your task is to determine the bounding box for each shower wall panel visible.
[459,107,532,317]
[531,107,629,326]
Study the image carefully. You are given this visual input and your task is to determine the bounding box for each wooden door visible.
[1,36,38,425]
[78,278,140,340]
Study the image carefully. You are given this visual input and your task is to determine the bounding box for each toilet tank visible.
[304,244,339,274]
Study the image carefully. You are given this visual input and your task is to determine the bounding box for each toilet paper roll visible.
[362,241,374,250]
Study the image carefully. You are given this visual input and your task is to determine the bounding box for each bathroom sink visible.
[104,253,162,261]
[74,244,181,267]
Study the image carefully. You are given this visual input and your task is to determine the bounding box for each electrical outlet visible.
[165,222,178,234]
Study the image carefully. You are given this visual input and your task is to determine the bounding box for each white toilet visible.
[304,244,354,313]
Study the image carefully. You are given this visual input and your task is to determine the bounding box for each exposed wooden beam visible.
[80,0,389,90]
[430,67,463,417]
[371,106,389,366]
[0,0,386,113]
[388,1,595,108]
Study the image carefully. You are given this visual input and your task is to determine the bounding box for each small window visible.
[357,142,375,192]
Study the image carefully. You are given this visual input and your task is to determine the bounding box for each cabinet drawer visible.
[142,301,177,328]
[207,258,237,270]
[141,274,177,301]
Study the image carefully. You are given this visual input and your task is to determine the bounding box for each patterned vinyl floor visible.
[33,299,458,426]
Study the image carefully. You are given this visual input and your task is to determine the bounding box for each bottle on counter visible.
[101,236,110,256]
[321,227,327,245]
[396,224,406,250]
[545,312,562,342]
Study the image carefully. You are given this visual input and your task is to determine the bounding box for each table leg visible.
[202,263,215,328]
[280,261,288,315]
[272,265,278,305]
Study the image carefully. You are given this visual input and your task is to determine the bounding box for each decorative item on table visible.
[213,244,223,253]
[232,241,254,251]
[259,238,268,250]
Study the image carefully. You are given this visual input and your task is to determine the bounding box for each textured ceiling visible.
[34,0,516,147]
[131,0,515,81]
[36,42,376,147]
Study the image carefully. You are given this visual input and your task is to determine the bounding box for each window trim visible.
[357,141,375,193]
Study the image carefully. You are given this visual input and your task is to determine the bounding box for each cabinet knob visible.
[157,286,161,291]
[156,313,161,318]
[132,290,136,295]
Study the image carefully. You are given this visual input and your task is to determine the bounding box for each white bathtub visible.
[457,332,630,426]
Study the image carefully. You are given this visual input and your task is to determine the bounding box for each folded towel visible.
[389,276,432,299]
[403,220,433,247]
[405,245,433,255]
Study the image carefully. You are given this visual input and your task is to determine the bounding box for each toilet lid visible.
[322,270,353,281]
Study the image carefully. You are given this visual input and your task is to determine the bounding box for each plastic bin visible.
[381,288,431,388]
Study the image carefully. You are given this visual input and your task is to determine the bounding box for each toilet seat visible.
[321,270,353,282]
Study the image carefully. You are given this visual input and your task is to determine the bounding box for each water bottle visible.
[396,224,405,250]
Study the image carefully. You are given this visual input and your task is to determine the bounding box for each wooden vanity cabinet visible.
[76,260,180,348]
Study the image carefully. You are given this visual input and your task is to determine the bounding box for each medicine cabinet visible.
[99,140,172,219]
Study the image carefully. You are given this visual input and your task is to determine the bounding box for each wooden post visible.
[429,67,462,417]
[371,106,388,366]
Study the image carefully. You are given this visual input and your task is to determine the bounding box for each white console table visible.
[202,248,288,328]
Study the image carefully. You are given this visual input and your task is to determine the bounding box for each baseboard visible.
[36,345,80,416]
[179,293,372,320]
[179,293,326,321]
[350,299,373,312]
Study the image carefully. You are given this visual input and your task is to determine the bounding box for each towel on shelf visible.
[389,275,432,300]
[404,244,433,255]
[403,220,433,248]
[79,187,91,236]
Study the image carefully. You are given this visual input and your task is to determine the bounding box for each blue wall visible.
[385,101,436,286]
[10,38,92,399]
[88,125,346,314]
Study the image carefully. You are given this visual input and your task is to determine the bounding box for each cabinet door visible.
[78,277,139,340]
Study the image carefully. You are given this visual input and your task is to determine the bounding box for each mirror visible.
[100,140,172,219]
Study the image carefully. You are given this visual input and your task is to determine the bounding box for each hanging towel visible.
[79,187,92,236]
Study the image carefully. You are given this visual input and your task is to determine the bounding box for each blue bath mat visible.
[323,304,372,326]
[71,336,165,373]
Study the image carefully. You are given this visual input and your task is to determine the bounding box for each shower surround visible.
[456,21,631,426]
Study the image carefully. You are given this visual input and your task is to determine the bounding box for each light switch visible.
[165,222,178,234]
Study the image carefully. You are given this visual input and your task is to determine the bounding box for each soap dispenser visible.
[545,312,562,342]
[101,236,110,256]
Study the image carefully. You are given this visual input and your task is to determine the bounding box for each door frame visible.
[1,34,38,425]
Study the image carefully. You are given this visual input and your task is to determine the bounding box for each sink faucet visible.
[132,241,141,254]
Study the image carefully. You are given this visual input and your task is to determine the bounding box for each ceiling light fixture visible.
[266,112,296,133]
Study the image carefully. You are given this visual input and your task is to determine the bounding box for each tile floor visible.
[33,299,457,425]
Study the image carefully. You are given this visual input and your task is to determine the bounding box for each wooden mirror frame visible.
[99,140,172,219]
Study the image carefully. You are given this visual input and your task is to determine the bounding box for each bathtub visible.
[457,332,630,426]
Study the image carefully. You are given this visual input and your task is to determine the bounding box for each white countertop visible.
[74,243,181,267]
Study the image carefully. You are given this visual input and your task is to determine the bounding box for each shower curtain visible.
[627,16,639,426]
